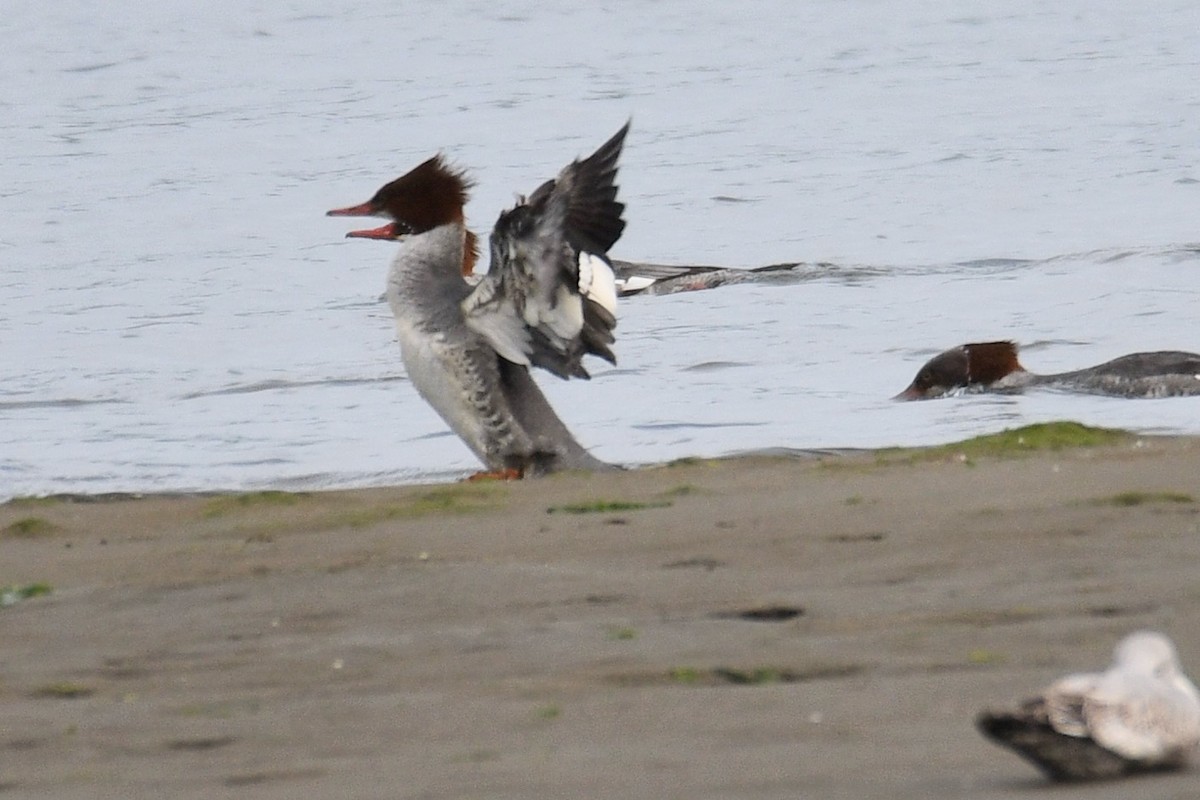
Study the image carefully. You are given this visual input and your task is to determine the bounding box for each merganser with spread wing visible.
[328,124,630,477]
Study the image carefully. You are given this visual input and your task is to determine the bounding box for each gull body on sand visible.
[977,630,1200,781]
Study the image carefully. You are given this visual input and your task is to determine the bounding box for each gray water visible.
[3,1,1199,498]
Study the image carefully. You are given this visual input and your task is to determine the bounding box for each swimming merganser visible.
[610,259,805,296]
[896,341,1200,400]
[327,124,630,477]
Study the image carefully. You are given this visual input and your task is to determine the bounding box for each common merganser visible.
[610,259,805,296]
[895,341,1200,400]
[976,630,1200,781]
[327,124,630,478]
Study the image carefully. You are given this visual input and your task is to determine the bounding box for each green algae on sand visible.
[877,421,1133,465]
[1,517,62,539]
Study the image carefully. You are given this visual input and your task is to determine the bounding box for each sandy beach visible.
[4,427,1200,799]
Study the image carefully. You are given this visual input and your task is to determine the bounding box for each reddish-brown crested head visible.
[328,156,479,275]
[895,341,1024,400]
[962,341,1023,385]
[327,154,474,235]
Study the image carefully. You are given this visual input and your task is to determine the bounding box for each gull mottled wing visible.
[978,631,1200,781]
[462,124,628,380]
[1081,671,1200,760]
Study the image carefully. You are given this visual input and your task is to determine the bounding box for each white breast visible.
[393,319,492,464]
[382,226,493,465]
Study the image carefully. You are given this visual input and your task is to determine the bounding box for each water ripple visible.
[632,421,769,431]
[181,375,406,400]
[0,397,127,411]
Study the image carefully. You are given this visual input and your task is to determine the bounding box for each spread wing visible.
[462,122,628,379]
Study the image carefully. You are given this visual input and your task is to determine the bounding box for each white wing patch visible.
[616,275,656,294]
[578,251,617,316]
[522,283,584,344]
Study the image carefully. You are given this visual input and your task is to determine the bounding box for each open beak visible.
[327,201,403,239]
[343,222,403,240]
[326,201,376,217]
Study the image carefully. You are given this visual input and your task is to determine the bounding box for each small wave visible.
[632,420,768,431]
[751,244,1200,283]
[711,195,763,204]
[181,375,406,399]
[0,397,126,411]
[408,430,458,442]
[729,446,855,459]
[952,257,1038,271]
[63,61,122,74]
[681,361,750,373]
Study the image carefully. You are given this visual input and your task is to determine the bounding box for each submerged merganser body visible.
[328,124,630,477]
[610,259,804,296]
[896,341,1200,400]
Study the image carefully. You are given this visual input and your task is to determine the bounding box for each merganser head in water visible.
[897,341,1200,400]
[895,341,1028,400]
[327,123,629,478]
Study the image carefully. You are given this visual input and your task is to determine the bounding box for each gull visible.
[977,630,1200,781]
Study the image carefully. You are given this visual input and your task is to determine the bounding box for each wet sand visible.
[4,434,1200,799]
